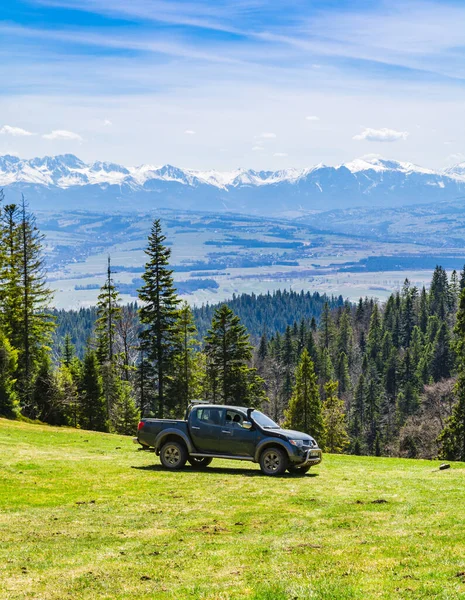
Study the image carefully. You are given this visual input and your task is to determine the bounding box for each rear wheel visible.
[188,456,213,468]
[288,465,310,475]
[160,441,187,470]
[259,447,288,476]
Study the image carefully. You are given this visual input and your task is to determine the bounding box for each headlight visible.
[289,439,304,447]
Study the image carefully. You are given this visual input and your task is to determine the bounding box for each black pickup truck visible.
[135,403,322,476]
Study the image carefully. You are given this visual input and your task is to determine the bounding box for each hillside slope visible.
[1,418,465,599]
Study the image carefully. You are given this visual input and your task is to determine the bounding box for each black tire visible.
[259,447,288,476]
[188,456,213,468]
[287,465,310,475]
[159,441,187,470]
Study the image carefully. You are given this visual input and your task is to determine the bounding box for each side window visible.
[226,410,245,428]
[194,408,223,426]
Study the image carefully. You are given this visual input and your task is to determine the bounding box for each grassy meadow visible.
[1,418,465,599]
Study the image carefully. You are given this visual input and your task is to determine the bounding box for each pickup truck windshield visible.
[251,411,280,429]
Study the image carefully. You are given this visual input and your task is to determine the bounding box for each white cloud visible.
[0,125,35,137]
[184,129,196,135]
[43,129,83,141]
[252,145,264,151]
[258,132,276,139]
[306,115,319,121]
[353,127,409,142]
[273,152,288,157]
[103,119,112,126]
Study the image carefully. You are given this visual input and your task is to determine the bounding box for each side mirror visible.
[242,421,253,430]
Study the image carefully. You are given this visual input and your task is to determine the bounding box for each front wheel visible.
[288,465,310,475]
[188,456,213,468]
[259,447,288,476]
[160,441,187,470]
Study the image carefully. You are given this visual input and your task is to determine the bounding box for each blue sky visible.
[1,0,465,169]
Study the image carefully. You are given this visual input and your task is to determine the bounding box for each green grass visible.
[1,419,465,599]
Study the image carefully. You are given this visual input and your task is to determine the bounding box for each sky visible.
[1,0,465,170]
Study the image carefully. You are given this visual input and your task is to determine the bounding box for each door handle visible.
[191,426,200,430]
[221,430,232,434]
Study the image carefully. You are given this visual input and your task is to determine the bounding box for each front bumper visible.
[297,448,322,467]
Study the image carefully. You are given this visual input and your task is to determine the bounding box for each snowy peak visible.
[342,156,436,175]
[443,162,465,181]
[1,154,465,214]
[0,153,457,190]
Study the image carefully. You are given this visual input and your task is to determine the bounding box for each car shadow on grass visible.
[131,464,318,477]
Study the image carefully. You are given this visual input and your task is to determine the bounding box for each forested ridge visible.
[52,289,343,356]
[1,191,465,461]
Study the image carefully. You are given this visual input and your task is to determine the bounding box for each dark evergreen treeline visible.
[255,267,465,460]
[1,189,465,462]
[52,306,98,359]
[52,290,343,357]
[193,289,344,339]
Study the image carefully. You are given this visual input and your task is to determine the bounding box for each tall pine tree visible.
[138,219,180,418]
[283,349,325,445]
[204,304,266,406]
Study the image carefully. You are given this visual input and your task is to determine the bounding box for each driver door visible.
[220,409,257,457]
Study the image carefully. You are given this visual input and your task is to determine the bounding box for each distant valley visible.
[2,153,465,309]
[32,202,465,309]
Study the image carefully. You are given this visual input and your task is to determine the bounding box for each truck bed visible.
[137,418,189,448]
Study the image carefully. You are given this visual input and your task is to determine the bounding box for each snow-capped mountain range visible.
[1,153,465,214]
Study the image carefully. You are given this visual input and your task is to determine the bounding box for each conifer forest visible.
[1,193,465,463]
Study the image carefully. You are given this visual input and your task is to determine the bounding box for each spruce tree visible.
[438,288,465,460]
[319,302,336,352]
[283,349,325,445]
[1,198,55,410]
[337,311,353,363]
[281,325,295,404]
[0,329,19,417]
[61,333,75,368]
[419,287,428,333]
[367,304,383,370]
[335,352,351,395]
[80,350,108,431]
[170,302,202,413]
[95,255,122,365]
[112,380,140,435]
[429,266,449,320]
[449,270,460,314]
[401,284,416,347]
[318,346,334,384]
[136,349,155,416]
[204,304,266,406]
[351,373,366,442]
[0,204,22,351]
[258,332,268,361]
[431,322,453,382]
[460,266,465,291]
[365,369,381,454]
[138,219,180,417]
[323,380,349,453]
